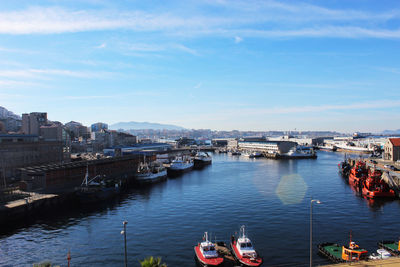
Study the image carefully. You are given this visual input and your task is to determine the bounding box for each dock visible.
[322,257,400,266]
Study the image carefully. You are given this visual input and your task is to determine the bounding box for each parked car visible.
[369,159,378,164]
[384,164,391,168]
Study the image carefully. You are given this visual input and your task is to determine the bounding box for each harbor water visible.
[1,151,400,266]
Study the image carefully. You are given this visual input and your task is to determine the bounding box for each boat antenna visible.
[82,163,89,186]
[349,230,352,246]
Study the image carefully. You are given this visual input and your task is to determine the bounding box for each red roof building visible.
[384,138,400,162]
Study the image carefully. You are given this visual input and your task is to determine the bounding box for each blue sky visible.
[1,0,400,133]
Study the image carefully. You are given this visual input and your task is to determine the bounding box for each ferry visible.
[378,240,400,255]
[361,169,395,199]
[194,232,224,266]
[318,238,368,263]
[348,160,368,187]
[230,226,263,267]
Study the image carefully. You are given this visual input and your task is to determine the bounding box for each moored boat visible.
[194,232,224,266]
[279,147,317,159]
[135,161,167,185]
[361,169,395,199]
[193,152,212,168]
[378,240,400,255]
[167,156,194,177]
[318,235,368,263]
[76,166,120,203]
[230,225,263,267]
[338,155,351,177]
[348,160,368,187]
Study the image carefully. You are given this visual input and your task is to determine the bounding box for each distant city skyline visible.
[1,0,400,132]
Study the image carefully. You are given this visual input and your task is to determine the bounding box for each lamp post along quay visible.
[121,221,128,267]
[310,199,321,267]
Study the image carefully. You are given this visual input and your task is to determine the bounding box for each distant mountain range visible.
[381,129,400,135]
[110,121,185,131]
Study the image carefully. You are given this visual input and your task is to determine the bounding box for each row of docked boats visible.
[338,158,396,199]
[75,152,212,202]
[194,226,263,267]
[318,233,400,263]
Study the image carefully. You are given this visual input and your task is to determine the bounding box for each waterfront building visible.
[103,143,172,157]
[384,138,400,162]
[0,134,63,184]
[91,122,108,132]
[19,155,140,191]
[21,112,47,135]
[238,140,296,155]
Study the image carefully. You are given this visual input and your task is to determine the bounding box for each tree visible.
[140,256,167,267]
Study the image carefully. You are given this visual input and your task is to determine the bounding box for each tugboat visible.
[167,156,194,177]
[362,169,395,199]
[193,152,212,169]
[378,239,400,255]
[348,160,368,187]
[318,233,368,263]
[230,225,263,267]
[194,232,224,266]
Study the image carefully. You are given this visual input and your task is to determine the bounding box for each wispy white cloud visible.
[0,4,398,39]
[125,42,198,55]
[234,36,243,43]
[194,82,202,89]
[245,100,400,115]
[95,43,107,49]
[0,69,114,79]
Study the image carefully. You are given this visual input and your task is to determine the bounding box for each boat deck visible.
[322,244,343,259]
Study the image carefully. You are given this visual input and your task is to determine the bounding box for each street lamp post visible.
[310,199,321,267]
[121,221,128,267]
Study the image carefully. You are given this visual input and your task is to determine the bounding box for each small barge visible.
[318,239,368,263]
[378,240,400,255]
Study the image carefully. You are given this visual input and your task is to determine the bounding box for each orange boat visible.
[362,169,395,199]
[348,160,368,187]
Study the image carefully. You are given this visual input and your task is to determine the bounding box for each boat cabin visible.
[341,243,368,261]
[236,237,257,258]
[199,241,218,259]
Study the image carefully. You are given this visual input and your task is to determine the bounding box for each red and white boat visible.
[231,226,263,267]
[194,232,224,266]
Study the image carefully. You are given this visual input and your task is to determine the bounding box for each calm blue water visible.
[1,151,400,267]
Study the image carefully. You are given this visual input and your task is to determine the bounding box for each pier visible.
[322,257,400,266]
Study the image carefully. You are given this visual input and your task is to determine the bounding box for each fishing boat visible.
[76,166,120,203]
[135,161,167,185]
[361,169,395,199]
[230,226,263,267]
[348,160,368,187]
[194,232,224,266]
[167,156,194,177]
[242,151,262,158]
[193,152,212,168]
[378,240,400,255]
[318,234,368,263]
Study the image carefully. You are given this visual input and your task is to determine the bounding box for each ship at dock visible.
[167,156,194,176]
[75,166,120,203]
[193,152,212,168]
